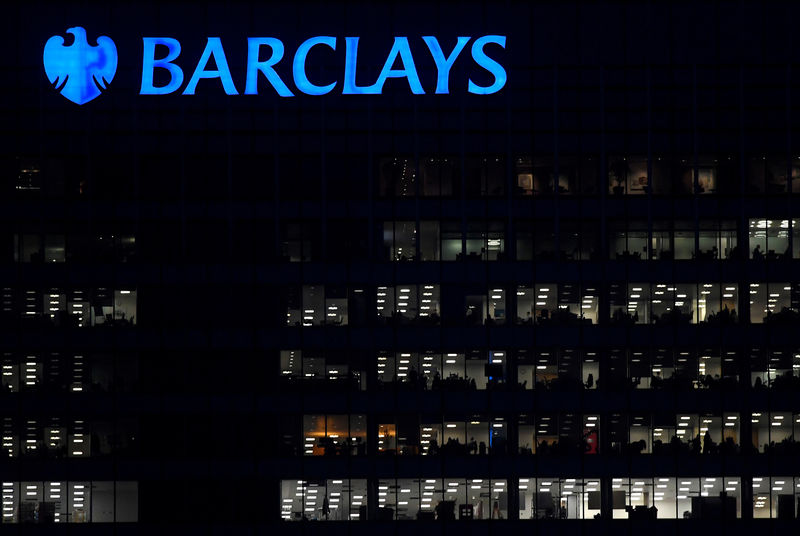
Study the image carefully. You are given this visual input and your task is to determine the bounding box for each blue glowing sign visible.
[183,37,238,95]
[293,36,337,95]
[140,38,183,95]
[139,35,507,97]
[468,35,507,95]
[422,36,470,94]
[43,27,118,105]
[244,38,293,96]
[44,31,507,103]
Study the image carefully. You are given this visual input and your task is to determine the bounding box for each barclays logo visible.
[42,28,507,104]
[43,27,118,105]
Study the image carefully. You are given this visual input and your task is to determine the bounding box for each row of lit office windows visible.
[284,412,800,458]
[375,219,800,263]
[1,481,137,524]
[7,282,796,328]
[280,348,800,392]
[1,352,137,394]
[281,476,800,521]
[377,155,800,198]
[0,288,136,327]
[281,478,507,521]
[8,219,800,265]
[1,417,136,459]
[285,283,798,327]
[13,155,800,200]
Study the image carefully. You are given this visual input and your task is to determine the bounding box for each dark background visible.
[2,0,800,534]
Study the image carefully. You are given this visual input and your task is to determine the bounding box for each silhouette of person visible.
[702,430,715,454]
[322,495,330,519]
[691,433,701,454]
[492,501,502,519]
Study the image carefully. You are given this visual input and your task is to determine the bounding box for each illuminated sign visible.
[43,27,118,105]
[44,29,506,104]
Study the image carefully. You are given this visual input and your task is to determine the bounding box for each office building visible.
[3,1,800,533]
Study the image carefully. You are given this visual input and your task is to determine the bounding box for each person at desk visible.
[752,244,764,260]
[322,495,330,520]
[408,368,419,389]
[690,433,701,454]
[492,501,502,519]
[585,373,594,389]
[431,371,441,390]
[537,308,550,324]
[702,430,716,454]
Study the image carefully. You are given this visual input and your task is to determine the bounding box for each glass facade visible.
[6,0,800,532]
[1,481,137,523]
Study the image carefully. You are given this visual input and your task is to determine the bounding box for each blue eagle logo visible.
[43,27,117,105]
